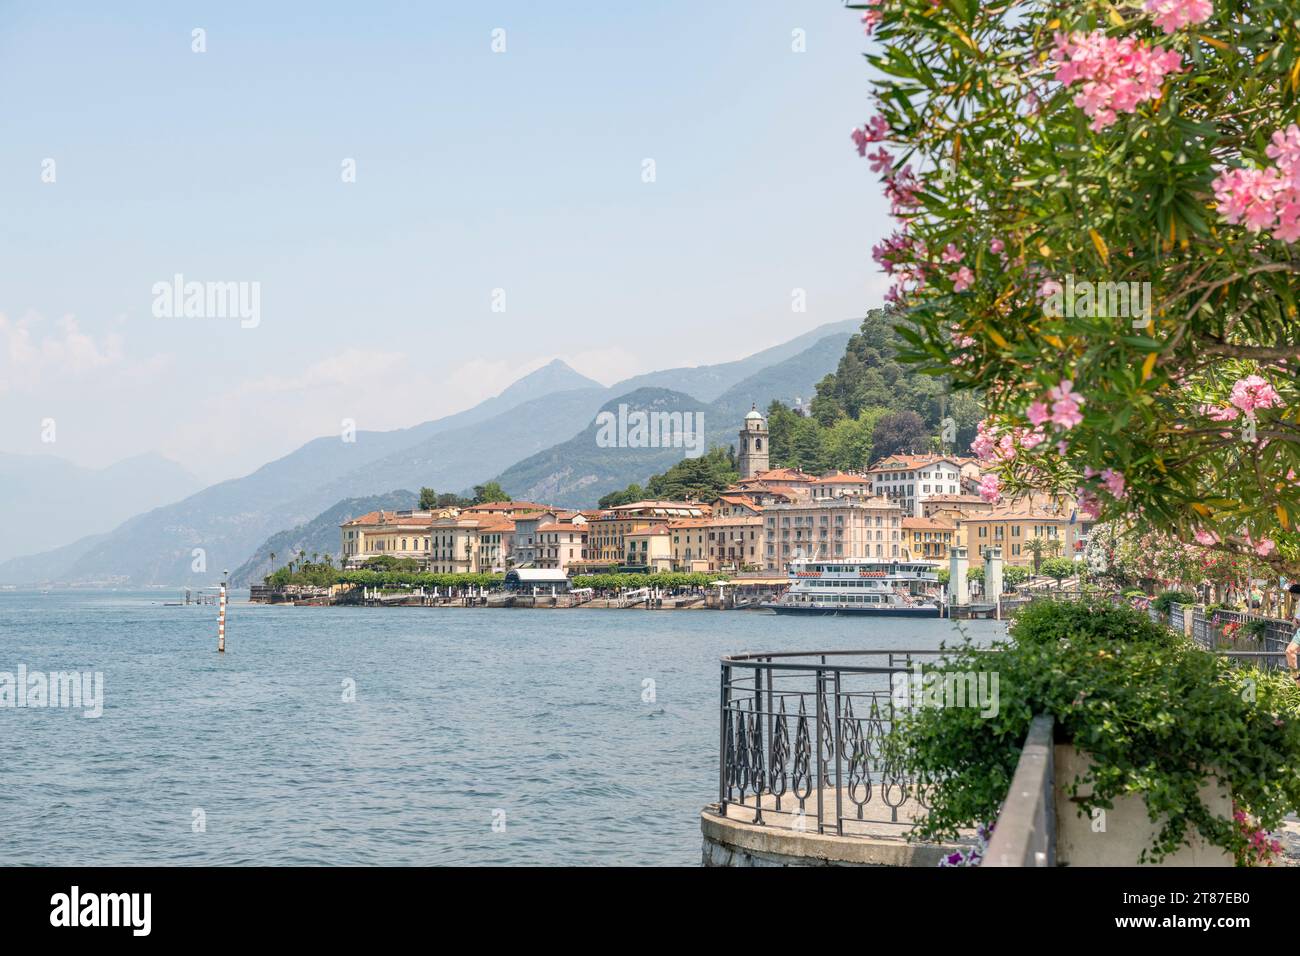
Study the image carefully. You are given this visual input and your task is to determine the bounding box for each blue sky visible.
[0,1,891,482]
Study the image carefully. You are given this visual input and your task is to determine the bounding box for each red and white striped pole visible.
[217,571,228,653]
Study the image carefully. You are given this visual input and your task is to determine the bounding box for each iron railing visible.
[717,649,944,836]
[1183,604,1292,670]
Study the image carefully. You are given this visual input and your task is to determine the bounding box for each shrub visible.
[890,600,1300,862]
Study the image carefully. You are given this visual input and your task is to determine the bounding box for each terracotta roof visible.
[869,454,962,472]
[536,522,587,534]
[666,518,714,529]
[628,524,671,536]
[903,516,956,530]
[813,473,872,484]
[752,467,816,483]
[462,500,553,514]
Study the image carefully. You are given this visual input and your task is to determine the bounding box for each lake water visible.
[0,590,1006,865]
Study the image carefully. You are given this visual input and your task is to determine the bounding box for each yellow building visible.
[587,501,708,564]
[428,514,515,574]
[953,506,1075,565]
[340,509,441,567]
[901,516,957,563]
[624,525,675,571]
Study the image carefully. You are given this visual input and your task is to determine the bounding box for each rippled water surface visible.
[0,590,1006,865]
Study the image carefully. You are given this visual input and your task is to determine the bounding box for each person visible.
[1288,604,1300,685]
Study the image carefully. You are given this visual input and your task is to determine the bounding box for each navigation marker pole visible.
[218,570,228,653]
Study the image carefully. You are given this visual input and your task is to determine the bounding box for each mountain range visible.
[0,319,859,587]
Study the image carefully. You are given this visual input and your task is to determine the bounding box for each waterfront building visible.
[339,509,443,567]
[624,525,675,572]
[867,454,966,517]
[900,515,957,563]
[587,501,709,564]
[667,518,713,571]
[428,513,515,574]
[736,405,770,479]
[762,495,904,571]
[511,510,585,567]
[534,521,589,571]
[954,505,1076,565]
[703,514,764,572]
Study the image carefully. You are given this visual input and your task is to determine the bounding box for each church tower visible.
[737,404,769,479]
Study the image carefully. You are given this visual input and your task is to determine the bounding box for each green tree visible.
[472,481,508,504]
[1040,557,1076,590]
[419,487,438,510]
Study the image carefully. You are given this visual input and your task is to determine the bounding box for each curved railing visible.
[716,649,945,837]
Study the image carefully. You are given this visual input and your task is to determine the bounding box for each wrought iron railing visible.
[1187,605,1292,670]
[716,650,944,836]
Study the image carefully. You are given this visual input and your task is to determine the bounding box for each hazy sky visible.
[1,2,893,483]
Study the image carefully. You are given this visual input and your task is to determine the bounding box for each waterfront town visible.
[326,406,1090,589]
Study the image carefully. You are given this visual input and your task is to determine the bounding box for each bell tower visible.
[738,404,769,479]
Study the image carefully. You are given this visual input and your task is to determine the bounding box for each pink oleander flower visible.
[941,243,964,264]
[950,266,975,292]
[1038,278,1062,300]
[1048,379,1085,430]
[1194,529,1220,546]
[867,147,892,174]
[1203,403,1240,422]
[1230,374,1281,418]
[1266,124,1300,187]
[1250,537,1277,558]
[1026,401,1050,427]
[989,238,1004,255]
[978,474,1002,503]
[1214,125,1300,242]
[1145,0,1213,34]
[1052,31,1182,132]
[1077,487,1102,520]
[861,4,883,35]
[1100,468,1126,500]
[883,164,921,214]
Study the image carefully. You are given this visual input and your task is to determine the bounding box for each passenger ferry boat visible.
[763,557,942,617]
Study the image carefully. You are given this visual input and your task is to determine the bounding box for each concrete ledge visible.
[700,804,965,867]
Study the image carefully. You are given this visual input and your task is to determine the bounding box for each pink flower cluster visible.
[1052,31,1183,131]
[1229,374,1282,419]
[1213,126,1300,243]
[850,115,889,157]
[1234,809,1284,865]
[860,2,883,36]
[1144,0,1213,34]
[1027,380,1086,431]
[971,419,1046,464]
[978,474,1002,504]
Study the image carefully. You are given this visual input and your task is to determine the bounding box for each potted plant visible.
[889,599,1300,865]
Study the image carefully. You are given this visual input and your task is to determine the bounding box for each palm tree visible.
[1026,537,1048,574]
[269,551,277,570]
